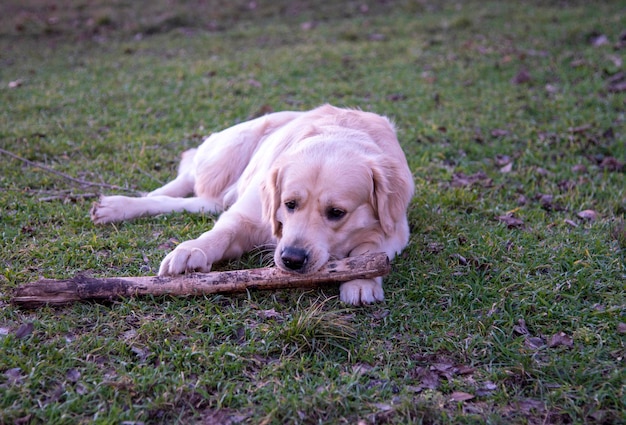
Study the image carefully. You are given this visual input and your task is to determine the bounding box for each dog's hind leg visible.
[147,148,197,198]
[91,195,221,224]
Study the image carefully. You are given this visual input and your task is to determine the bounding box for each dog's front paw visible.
[91,196,129,224]
[339,278,384,305]
[159,240,213,275]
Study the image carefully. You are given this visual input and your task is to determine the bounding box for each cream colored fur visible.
[91,105,414,305]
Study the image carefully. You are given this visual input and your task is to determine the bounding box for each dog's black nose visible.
[281,247,308,271]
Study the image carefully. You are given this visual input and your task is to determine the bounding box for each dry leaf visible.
[257,309,282,320]
[8,79,24,88]
[548,332,573,348]
[500,162,513,173]
[524,336,545,350]
[66,368,81,383]
[599,156,624,171]
[607,81,626,93]
[497,214,524,229]
[511,69,532,84]
[568,124,592,134]
[4,368,24,385]
[352,363,374,375]
[577,209,598,221]
[451,171,492,188]
[513,318,529,335]
[494,154,511,166]
[450,391,475,402]
[545,83,558,94]
[515,398,545,413]
[491,129,509,137]
[607,55,623,68]
[591,34,609,46]
[412,366,439,390]
[617,323,626,334]
[14,322,34,339]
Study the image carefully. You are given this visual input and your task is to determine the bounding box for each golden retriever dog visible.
[91,104,414,305]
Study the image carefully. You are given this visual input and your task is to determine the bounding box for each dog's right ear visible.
[260,166,282,238]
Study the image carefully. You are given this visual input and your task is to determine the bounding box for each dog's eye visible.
[285,200,297,211]
[326,207,346,220]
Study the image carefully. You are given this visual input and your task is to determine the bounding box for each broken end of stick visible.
[11,279,82,309]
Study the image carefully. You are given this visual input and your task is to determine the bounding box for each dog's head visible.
[261,135,413,274]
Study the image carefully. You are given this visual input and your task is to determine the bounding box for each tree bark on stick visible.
[12,253,390,308]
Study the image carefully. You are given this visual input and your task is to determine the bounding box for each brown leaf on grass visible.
[577,209,598,221]
[500,162,513,173]
[8,79,24,88]
[412,366,440,390]
[451,253,468,267]
[496,214,524,229]
[524,336,545,350]
[4,368,24,385]
[494,154,511,166]
[352,362,374,376]
[249,103,273,119]
[157,238,178,251]
[568,124,592,134]
[300,21,316,31]
[545,83,559,94]
[257,309,283,320]
[426,242,445,253]
[557,179,577,192]
[450,391,475,402]
[13,415,32,425]
[451,171,492,188]
[548,332,573,348]
[513,398,546,414]
[66,368,81,383]
[201,408,248,425]
[490,129,509,137]
[607,81,626,93]
[606,72,626,92]
[599,156,624,172]
[617,323,626,334]
[607,54,622,68]
[386,93,407,102]
[14,322,34,339]
[511,68,532,84]
[537,194,565,212]
[590,33,609,46]
[513,318,529,335]
[476,381,498,396]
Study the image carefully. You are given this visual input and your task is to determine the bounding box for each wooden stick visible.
[12,253,390,308]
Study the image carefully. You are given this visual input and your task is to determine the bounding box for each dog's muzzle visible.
[280,247,308,272]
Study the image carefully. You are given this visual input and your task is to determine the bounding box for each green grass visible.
[1,1,625,423]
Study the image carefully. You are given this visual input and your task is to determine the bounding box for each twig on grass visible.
[39,192,100,202]
[0,147,139,194]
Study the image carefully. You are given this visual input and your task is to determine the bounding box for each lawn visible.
[1,1,624,424]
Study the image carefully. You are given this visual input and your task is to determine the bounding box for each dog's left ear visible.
[370,157,414,236]
[261,166,282,238]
